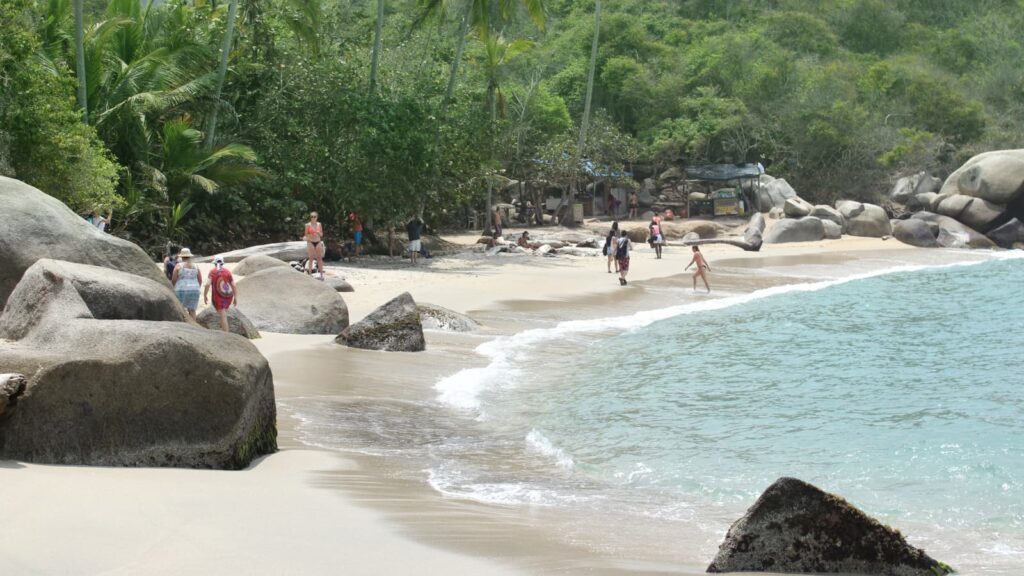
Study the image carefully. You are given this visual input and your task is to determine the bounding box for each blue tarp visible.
[684,163,760,181]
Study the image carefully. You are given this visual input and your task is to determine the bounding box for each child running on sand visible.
[685,245,711,292]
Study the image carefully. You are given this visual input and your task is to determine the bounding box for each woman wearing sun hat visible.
[204,255,237,332]
[171,247,202,320]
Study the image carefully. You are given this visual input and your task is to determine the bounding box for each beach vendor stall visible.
[685,163,761,218]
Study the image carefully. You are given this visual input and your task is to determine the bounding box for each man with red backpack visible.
[203,255,237,332]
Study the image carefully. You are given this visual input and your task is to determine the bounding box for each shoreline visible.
[1,236,1007,574]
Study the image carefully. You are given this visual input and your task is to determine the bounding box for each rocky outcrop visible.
[707,477,953,575]
[810,205,844,230]
[685,213,763,252]
[764,217,825,244]
[987,218,1024,248]
[783,197,814,218]
[0,259,188,341]
[890,172,942,204]
[0,374,27,419]
[893,219,940,248]
[418,303,481,332]
[822,219,842,240]
[939,149,1024,205]
[234,254,290,276]
[197,306,261,339]
[755,177,798,212]
[906,192,938,213]
[837,201,891,237]
[235,267,349,334]
[0,259,277,469]
[336,292,424,352]
[911,212,995,249]
[198,241,309,264]
[0,176,168,307]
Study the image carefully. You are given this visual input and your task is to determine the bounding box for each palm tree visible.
[414,0,545,120]
[564,0,599,227]
[73,0,87,121]
[369,0,384,93]
[204,0,239,148]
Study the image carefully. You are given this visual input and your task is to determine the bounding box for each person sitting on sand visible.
[517,231,541,250]
[204,255,237,332]
[303,212,325,279]
[685,245,711,293]
[616,229,632,286]
[171,247,201,321]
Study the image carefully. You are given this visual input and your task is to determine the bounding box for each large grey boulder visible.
[840,202,892,237]
[197,306,261,339]
[893,219,940,248]
[418,303,481,332]
[935,194,973,220]
[234,254,290,276]
[987,218,1024,248]
[708,477,952,575]
[0,260,277,469]
[199,241,309,264]
[0,176,168,308]
[889,174,918,203]
[764,217,825,244]
[906,192,938,213]
[822,219,842,240]
[913,173,942,195]
[324,276,355,293]
[783,197,814,218]
[235,267,349,334]
[959,197,1005,233]
[756,178,798,212]
[911,212,995,249]
[810,205,844,229]
[336,292,424,352]
[939,149,1024,205]
[0,259,188,341]
[0,373,27,420]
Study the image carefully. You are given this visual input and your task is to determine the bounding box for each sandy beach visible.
[0,229,998,575]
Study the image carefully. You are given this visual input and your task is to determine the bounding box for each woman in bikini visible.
[304,212,325,279]
[685,245,711,293]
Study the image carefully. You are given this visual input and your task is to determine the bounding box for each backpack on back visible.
[615,237,628,259]
[213,270,234,298]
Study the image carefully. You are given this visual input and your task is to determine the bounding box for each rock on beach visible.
[336,292,425,352]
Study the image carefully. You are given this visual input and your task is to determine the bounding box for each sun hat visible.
[213,255,224,264]
[179,248,193,259]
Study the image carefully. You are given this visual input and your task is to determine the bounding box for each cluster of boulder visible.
[889,150,1024,249]
[0,177,277,469]
[708,477,953,575]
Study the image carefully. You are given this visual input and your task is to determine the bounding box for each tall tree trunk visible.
[204,0,239,149]
[439,14,468,121]
[565,0,600,227]
[73,0,87,122]
[369,0,384,94]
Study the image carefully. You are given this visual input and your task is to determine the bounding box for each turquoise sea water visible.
[291,254,1024,573]
[427,255,1024,573]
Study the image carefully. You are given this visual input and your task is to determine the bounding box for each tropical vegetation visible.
[2,0,1023,252]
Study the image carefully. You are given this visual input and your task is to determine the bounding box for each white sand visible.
[0,228,995,575]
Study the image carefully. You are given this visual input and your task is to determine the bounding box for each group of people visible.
[602,217,711,291]
[165,248,237,332]
[302,211,427,271]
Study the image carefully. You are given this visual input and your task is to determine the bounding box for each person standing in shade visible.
[406,214,424,266]
[348,211,364,259]
[616,229,632,286]
[685,245,711,293]
[204,255,237,332]
[171,247,201,321]
[629,190,639,219]
[492,206,503,238]
[304,211,325,278]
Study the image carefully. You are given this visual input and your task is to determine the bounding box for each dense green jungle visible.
[2,0,1023,253]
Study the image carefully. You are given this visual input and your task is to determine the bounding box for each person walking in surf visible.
[685,245,711,293]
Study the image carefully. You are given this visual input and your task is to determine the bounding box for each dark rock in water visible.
[0,374,27,419]
[0,259,277,469]
[197,306,261,339]
[234,254,289,276]
[0,259,188,341]
[987,218,1024,248]
[418,303,480,332]
[0,176,169,308]
[707,477,953,575]
[336,292,424,352]
[235,267,349,334]
[893,219,939,248]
